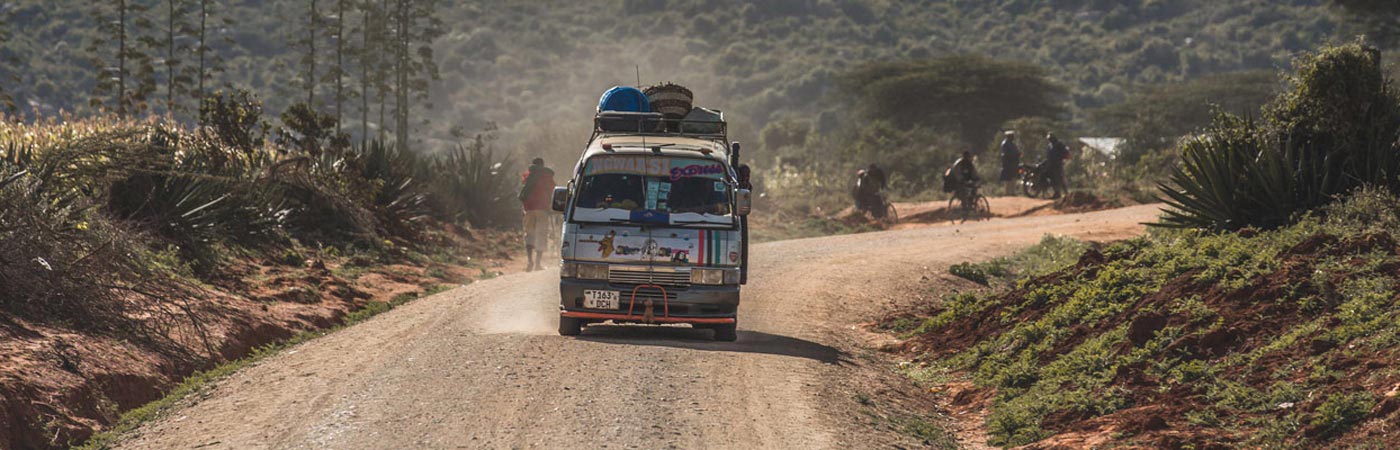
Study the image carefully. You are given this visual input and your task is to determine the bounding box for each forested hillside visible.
[0,0,1366,150]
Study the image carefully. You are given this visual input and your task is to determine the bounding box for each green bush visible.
[949,262,993,285]
[948,235,1088,288]
[1308,392,1376,438]
[1159,42,1400,230]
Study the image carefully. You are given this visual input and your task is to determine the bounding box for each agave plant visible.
[104,126,289,272]
[354,140,431,240]
[428,135,518,228]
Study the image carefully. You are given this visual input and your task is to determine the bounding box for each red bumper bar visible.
[560,311,736,324]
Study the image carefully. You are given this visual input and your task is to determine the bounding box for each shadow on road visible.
[577,325,849,365]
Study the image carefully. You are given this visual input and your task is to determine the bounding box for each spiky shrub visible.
[350,140,431,241]
[1158,42,1400,230]
[16,123,288,274]
[427,134,519,228]
[0,164,196,334]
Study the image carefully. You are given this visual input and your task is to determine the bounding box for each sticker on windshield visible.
[645,180,660,210]
[586,157,667,176]
[670,163,725,181]
[714,181,725,192]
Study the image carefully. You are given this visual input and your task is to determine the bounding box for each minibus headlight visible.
[690,268,725,285]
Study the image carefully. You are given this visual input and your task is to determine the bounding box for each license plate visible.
[583,290,620,309]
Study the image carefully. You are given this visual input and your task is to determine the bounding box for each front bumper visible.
[559,278,739,324]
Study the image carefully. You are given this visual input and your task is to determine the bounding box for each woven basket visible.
[643,83,694,118]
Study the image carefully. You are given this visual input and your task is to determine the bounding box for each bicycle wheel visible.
[976,195,991,220]
[947,196,960,223]
[884,202,899,223]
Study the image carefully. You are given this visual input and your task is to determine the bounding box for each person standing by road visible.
[520,157,556,271]
[999,131,1021,195]
[1043,133,1071,199]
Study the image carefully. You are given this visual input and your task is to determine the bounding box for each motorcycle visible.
[1019,163,1053,199]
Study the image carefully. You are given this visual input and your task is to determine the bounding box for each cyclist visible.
[853,163,888,218]
[952,151,981,206]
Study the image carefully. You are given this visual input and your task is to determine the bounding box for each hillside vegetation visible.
[0,102,517,448]
[0,0,1364,147]
[881,42,1400,448]
[891,191,1400,448]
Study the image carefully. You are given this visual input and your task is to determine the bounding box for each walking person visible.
[1042,133,1071,199]
[520,157,556,271]
[999,131,1021,195]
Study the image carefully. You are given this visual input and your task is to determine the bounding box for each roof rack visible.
[590,111,729,144]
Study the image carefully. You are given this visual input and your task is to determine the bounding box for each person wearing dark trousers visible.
[1043,133,1071,199]
[999,131,1021,195]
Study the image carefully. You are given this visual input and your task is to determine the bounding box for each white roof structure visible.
[1078,137,1125,159]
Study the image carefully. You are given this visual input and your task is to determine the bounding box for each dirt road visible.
[114,204,1162,450]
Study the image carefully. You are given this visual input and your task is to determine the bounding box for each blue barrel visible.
[597,86,651,112]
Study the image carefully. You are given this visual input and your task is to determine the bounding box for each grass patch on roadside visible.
[887,190,1400,448]
[947,234,1089,287]
[75,284,453,450]
[894,415,960,448]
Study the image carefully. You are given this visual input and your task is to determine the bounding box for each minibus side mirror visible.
[551,187,569,212]
[735,189,752,216]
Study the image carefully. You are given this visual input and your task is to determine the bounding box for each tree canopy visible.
[838,55,1066,151]
[1093,70,1282,162]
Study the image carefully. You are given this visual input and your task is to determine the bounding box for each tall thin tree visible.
[359,0,369,145]
[357,0,382,146]
[307,0,318,107]
[192,0,231,124]
[89,0,154,116]
[389,0,443,151]
[394,0,407,149]
[334,0,346,135]
[163,0,195,118]
[196,0,208,122]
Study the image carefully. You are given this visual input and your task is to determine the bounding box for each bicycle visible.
[878,193,898,224]
[947,184,990,223]
[854,190,898,223]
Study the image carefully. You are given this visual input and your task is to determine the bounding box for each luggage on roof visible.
[680,107,723,134]
[643,83,694,118]
[597,86,651,113]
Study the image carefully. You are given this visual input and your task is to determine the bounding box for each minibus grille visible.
[608,268,691,288]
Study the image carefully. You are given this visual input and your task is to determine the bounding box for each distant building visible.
[1078,137,1124,160]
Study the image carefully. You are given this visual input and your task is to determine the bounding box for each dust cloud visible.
[468,270,562,335]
